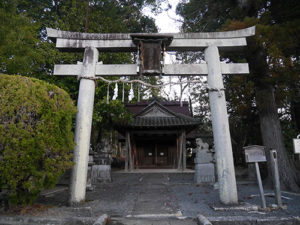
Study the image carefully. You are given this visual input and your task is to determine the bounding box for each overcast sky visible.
[143,0,182,33]
[143,1,187,100]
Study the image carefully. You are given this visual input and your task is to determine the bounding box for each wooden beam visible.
[53,63,249,76]
[177,133,183,170]
[125,132,129,171]
[127,132,133,171]
[133,142,138,169]
[176,135,179,169]
[182,131,186,171]
[155,143,158,167]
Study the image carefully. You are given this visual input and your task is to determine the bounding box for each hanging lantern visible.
[131,34,173,75]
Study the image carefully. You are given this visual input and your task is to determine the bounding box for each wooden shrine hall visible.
[116,99,200,170]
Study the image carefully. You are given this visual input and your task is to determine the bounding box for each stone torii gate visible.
[46,26,255,206]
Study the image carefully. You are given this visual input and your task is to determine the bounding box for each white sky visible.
[143,0,182,33]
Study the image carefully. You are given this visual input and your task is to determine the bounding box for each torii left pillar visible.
[69,47,98,205]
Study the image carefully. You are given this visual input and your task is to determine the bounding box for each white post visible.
[204,46,238,204]
[255,162,266,208]
[269,149,282,207]
[69,47,98,205]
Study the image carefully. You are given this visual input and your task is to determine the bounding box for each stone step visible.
[108,217,198,225]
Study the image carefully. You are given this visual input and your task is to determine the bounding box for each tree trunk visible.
[255,85,300,192]
[85,0,89,32]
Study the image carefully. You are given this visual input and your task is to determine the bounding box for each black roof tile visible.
[117,99,200,128]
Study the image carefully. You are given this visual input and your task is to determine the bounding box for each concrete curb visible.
[0,214,109,225]
[211,203,259,211]
[206,216,299,225]
[197,214,212,225]
[93,214,109,225]
[125,211,183,219]
[0,215,96,225]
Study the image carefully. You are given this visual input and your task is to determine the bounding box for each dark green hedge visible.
[0,74,76,205]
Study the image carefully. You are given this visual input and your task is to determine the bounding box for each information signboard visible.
[243,145,266,163]
[293,135,300,154]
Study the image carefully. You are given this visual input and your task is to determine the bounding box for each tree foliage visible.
[0,74,76,205]
[0,0,162,145]
[0,1,41,76]
[93,99,132,130]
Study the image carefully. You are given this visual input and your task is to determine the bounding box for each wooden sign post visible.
[244,145,267,209]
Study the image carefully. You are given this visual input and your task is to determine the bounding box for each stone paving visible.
[1,171,300,225]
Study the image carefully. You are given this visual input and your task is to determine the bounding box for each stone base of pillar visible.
[86,155,95,191]
[91,165,112,183]
[194,163,215,183]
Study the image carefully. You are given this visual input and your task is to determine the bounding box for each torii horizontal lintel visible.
[53,63,249,76]
[46,27,255,52]
[55,38,247,52]
[46,26,255,40]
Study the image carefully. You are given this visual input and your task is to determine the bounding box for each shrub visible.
[0,74,76,205]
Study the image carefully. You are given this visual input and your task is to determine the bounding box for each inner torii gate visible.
[47,26,255,206]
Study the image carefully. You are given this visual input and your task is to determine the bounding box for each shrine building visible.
[116,98,201,170]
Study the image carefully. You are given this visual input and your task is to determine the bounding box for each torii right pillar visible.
[205,46,238,204]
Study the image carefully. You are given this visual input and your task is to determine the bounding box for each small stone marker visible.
[194,138,215,184]
[244,145,267,209]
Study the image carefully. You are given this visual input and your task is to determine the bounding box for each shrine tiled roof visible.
[129,116,200,128]
[126,100,191,116]
[117,99,201,129]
